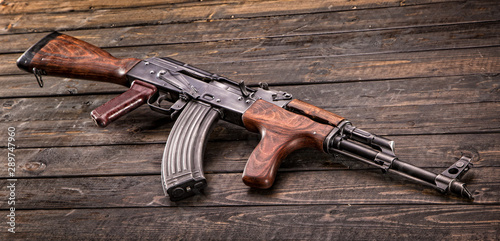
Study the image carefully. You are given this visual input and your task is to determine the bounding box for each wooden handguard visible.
[242,99,335,189]
[287,99,345,126]
[16,32,141,86]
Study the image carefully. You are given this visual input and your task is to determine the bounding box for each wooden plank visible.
[0,167,496,209]
[2,0,497,240]
[2,72,499,106]
[4,18,500,73]
[1,75,499,149]
[1,0,454,34]
[0,0,193,14]
[2,0,433,15]
[2,44,499,86]
[3,19,500,95]
[1,205,499,240]
[0,75,127,97]
[3,74,499,112]
[2,99,498,148]
[2,132,497,178]
[206,46,500,85]
[278,74,500,108]
[2,1,498,53]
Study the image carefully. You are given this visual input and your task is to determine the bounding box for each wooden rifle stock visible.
[16,32,140,87]
[17,32,473,200]
[17,32,154,127]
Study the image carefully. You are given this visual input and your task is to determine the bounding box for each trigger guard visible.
[147,92,188,120]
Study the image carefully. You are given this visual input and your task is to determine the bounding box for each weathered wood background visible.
[1,0,499,239]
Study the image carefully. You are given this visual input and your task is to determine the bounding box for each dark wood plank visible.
[2,44,499,87]
[1,132,498,179]
[2,99,497,149]
[1,74,499,155]
[205,46,500,85]
[0,167,496,209]
[1,0,498,240]
[3,28,499,96]
[3,74,499,117]
[283,75,500,108]
[0,0,192,14]
[0,75,127,97]
[1,0,455,34]
[2,1,498,53]
[2,205,498,240]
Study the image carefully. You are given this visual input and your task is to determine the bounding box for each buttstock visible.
[16,32,141,86]
[242,100,334,189]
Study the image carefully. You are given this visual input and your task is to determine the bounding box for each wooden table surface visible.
[1,0,499,239]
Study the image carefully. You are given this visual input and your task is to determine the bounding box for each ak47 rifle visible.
[17,32,474,201]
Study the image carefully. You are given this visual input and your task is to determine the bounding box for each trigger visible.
[147,93,188,120]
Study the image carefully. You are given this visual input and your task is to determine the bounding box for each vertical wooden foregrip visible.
[242,100,334,189]
[16,32,141,86]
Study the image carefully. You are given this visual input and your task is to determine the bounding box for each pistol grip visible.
[242,100,334,189]
[90,80,157,127]
[162,100,220,201]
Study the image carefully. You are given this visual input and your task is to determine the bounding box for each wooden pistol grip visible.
[17,32,141,86]
[90,80,157,127]
[242,100,334,189]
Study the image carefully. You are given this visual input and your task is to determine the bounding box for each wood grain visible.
[3,45,499,87]
[0,168,497,209]
[0,0,192,14]
[0,132,498,179]
[1,0,498,239]
[1,205,498,240]
[242,100,333,188]
[1,100,497,149]
[90,80,157,127]
[19,33,140,86]
[2,73,498,104]
[1,0,456,34]
[2,1,499,53]
[287,99,345,126]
